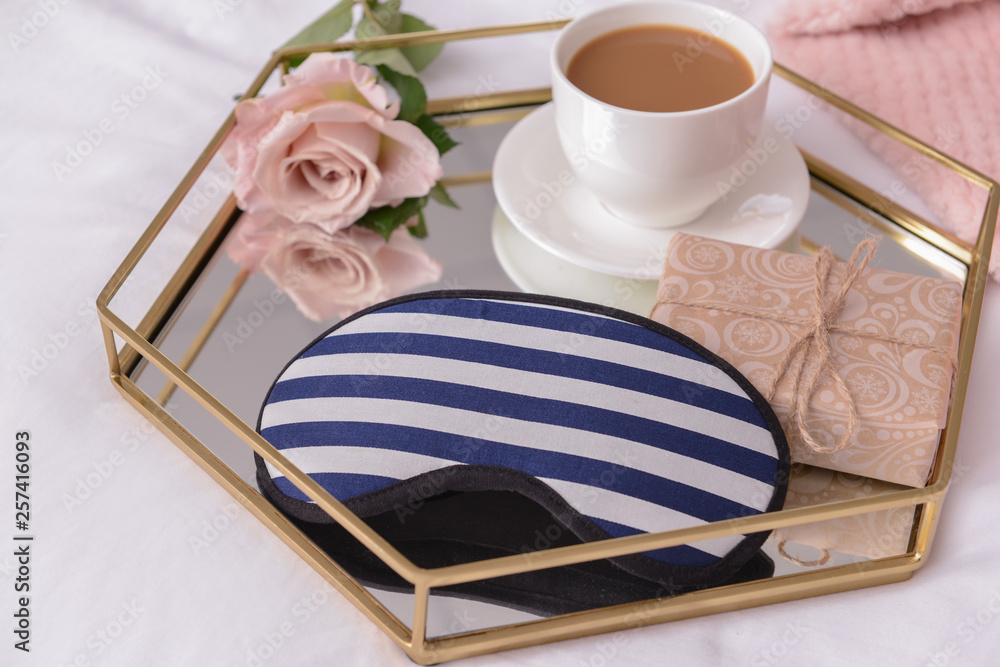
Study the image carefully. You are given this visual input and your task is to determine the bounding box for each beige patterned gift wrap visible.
[771,464,914,564]
[650,233,962,487]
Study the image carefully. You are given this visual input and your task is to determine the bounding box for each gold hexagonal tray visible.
[96,19,997,664]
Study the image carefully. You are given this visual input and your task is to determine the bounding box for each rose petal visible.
[277,154,325,207]
[260,224,385,321]
[299,157,352,200]
[369,117,444,207]
[225,211,293,273]
[284,54,398,119]
[278,135,381,228]
[311,120,381,162]
[301,121,382,210]
[294,148,373,218]
[373,224,443,295]
[221,86,329,211]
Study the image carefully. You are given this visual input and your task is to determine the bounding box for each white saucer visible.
[492,103,811,278]
[491,206,659,316]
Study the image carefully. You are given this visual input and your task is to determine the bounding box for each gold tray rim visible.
[95,19,998,664]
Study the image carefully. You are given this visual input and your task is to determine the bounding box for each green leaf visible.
[355,14,385,39]
[414,114,458,156]
[355,46,418,78]
[355,196,427,241]
[354,8,419,79]
[428,182,458,209]
[398,14,443,72]
[368,0,403,33]
[375,65,426,122]
[282,0,355,50]
[408,210,428,238]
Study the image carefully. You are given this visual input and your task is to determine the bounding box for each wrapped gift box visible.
[771,464,914,563]
[651,233,962,487]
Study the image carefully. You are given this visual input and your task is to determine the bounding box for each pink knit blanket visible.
[769,0,1000,278]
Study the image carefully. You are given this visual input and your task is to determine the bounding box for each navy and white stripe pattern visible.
[259,294,787,568]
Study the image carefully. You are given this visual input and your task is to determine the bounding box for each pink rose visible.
[221,54,442,231]
[258,220,442,321]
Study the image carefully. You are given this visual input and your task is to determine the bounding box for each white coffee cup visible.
[551,0,773,228]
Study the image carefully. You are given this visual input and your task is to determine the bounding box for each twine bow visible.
[655,238,956,454]
[760,239,876,453]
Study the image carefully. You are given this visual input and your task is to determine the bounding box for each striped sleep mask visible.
[256,291,789,615]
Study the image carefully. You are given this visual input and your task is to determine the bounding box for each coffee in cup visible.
[566,24,755,113]
[551,1,773,228]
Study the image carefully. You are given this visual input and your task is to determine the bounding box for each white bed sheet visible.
[2,0,998,665]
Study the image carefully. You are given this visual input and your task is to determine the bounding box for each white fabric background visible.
[2,0,999,665]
